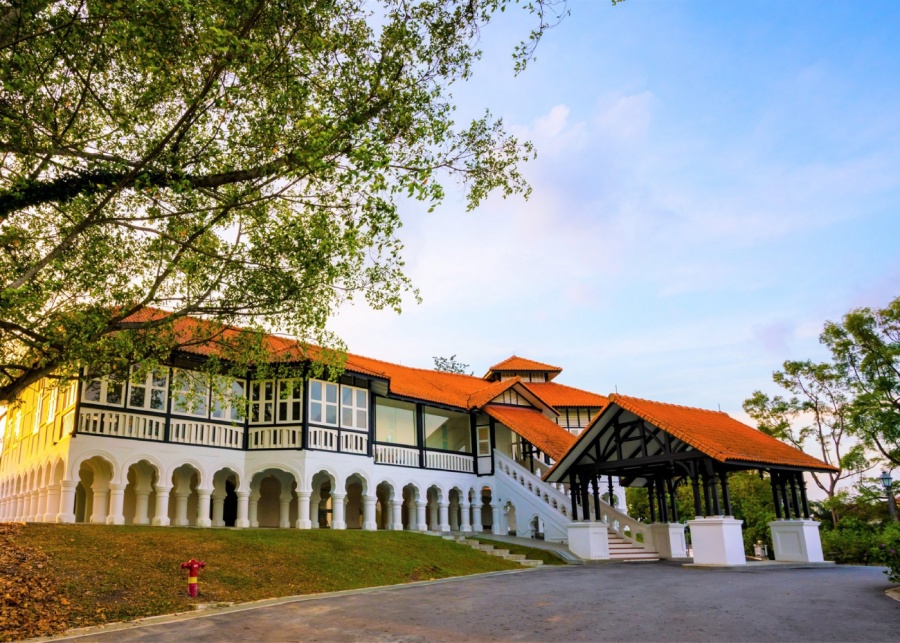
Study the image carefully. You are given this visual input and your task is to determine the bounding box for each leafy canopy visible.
[0,0,568,401]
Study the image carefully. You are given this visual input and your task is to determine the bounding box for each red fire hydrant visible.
[180,559,206,597]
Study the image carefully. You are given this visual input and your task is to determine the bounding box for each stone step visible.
[505,554,526,561]
[519,559,544,567]
[488,549,510,556]
[474,544,495,552]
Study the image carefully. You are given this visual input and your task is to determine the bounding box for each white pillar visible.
[406,498,417,530]
[461,500,472,533]
[106,483,126,525]
[211,492,225,527]
[173,491,191,526]
[491,504,502,535]
[391,498,404,531]
[197,489,212,527]
[472,502,483,533]
[363,495,378,531]
[296,491,312,529]
[331,492,347,529]
[90,485,109,524]
[16,493,25,521]
[438,502,451,533]
[43,485,61,523]
[429,501,439,531]
[133,489,151,526]
[28,489,39,521]
[278,493,291,529]
[57,481,77,523]
[235,491,250,528]
[688,517,746,566]
[416,500,428,532]
[152,485,172,526]
[248,491,260,528]
[769,520,825,563]
[36,488,48,523]
[310,492,321,528]
[449,499,459,531]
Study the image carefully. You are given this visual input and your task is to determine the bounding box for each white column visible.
[248,491,260,528]
[43,485,61,523]
[491,503,502,535]
[460,500,472,533]
[173,491,191,526]
[439,502,451,533]
[278,493,291,529]
[429,501,438,531]
[296,491,312,529]
[133,489,151,526]
[362,495,378,531]
[36,488,48,523]
[472,502,483,533]
[392,499,404,531]
[416,500,428,532]
[17,493,27,521]
[235,491,250,528]
[90,485,109,524]
[152,485,172,526]
[211,492,225,527]
[310,492,321,528]
[331,492,347,529]
[28,489,39,521]
[197,489,212,527]
[106,483,126,525]
[57,481,77,523]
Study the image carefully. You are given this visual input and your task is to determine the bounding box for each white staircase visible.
[493,450,658,561]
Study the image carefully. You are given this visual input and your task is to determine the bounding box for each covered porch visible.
[546,394,838,564]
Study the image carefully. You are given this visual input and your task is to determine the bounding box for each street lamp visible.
[880,471,898,522]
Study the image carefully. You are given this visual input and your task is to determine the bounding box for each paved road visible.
[71,563,899,642]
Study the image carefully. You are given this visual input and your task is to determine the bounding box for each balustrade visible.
[308,426,338,451]
[374,444,419,467]
[248,426,301,450]
[340,431,368,454]
[78,410,164,441]
[169,419,243,449]
[425,450,474,473]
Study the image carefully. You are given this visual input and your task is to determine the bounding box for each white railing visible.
[170,419,243,449]
[78,410,164,441]
[374,444,419,467]
[341,431,368,455]
[493,449,652,549]
[248,426,301,450]
[425,450,474,473]
[309,426,338,451]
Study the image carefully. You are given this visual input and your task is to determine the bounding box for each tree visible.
[0,0,568,402]
[821,296,900,467]
[744,360,870,525]
[433,354,472,375]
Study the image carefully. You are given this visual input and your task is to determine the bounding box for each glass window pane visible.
[325,383,337,404]
[152,370,168,388]
[310,402,322,423]
[342,387,352,405]
[264,403,273,423]
[342,408,353,426]
[150,389,166,410]
[310,380,322,401]
[106,382,122,405]
[129,386,146,408]
[423,406,471,452]
[279,402,287,422]
[264,381,274,401]
[357,410,366,428]
[84,380,101,402]
[325,405,337,425]
[375,398,417,445]
[292,401,301,420]
[357,390,367,408]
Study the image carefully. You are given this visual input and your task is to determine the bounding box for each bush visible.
[820,518,880,565]
[876,522,900,583]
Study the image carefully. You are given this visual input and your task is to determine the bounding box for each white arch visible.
[68,450,120,482]
[166,457,209,489]
[306,465,340,492]
[343,469,373,494]
[117,454,166,486]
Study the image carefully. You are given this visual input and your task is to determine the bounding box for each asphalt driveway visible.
[65,563,899,642]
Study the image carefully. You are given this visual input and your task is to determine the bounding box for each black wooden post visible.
[710,471,722,515]
[779,476,793,518]
[657,478,669,523]
[647,480,657,523]
[798,473,811,519]
[702,473,713,516]
[771,471,783,520]
[788,475,801,520]
[591,475,601,520]
[569,473,579,521]
[691,475,703,517]
[720,471,732,516]
[668,478,678,523]
[607,475,615,507]
[580,475,592,522]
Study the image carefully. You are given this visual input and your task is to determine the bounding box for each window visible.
[171,369,209,417]
[375,398,417,445]
[212,378,246,421]
[477,424,491,456]
[128,367,169,412]
[424,406,471,452]
[277,379,303,423]
[249,380,274,424]
[309,379,338,426]
[340,385,368,430]
[82,376,124,406]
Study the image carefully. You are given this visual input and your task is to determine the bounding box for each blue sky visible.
[330,0,900,421]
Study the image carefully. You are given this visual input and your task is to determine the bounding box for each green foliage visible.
[433,354,472,375]
[0,0,565,402]
[876,522,900,583]
[820,517,882,565]
[821,296,900,467]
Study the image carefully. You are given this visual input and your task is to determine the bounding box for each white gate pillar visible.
[769,520,824,562]
[688,517,746,565]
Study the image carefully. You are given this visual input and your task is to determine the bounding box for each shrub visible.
[820,518,880,565]
[876,522,900,583]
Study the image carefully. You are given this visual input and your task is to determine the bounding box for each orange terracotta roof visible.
[466,378,521,410]
[522,381,608,408]
[604,394,838,471]
[486,355,562,375]
[484,405,576,461]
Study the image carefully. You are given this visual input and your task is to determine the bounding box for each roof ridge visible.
[610,393,730,416]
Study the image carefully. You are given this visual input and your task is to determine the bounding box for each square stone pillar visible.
[567,522,610,560]
[687,517,746,565]
[649,523,687,559]
[768,520,824,562]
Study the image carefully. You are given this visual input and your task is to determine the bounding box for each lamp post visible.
[880,471,898,523]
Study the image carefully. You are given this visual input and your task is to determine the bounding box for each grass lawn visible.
[473,537,567,565]
[2,523,519,640]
